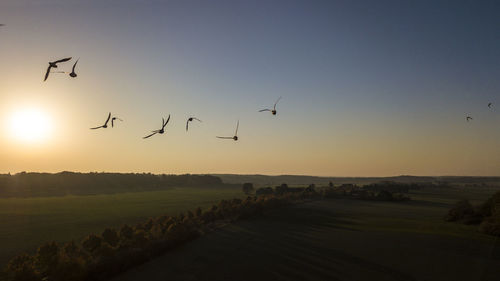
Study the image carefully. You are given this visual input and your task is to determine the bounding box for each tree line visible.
[1,188,320,281]
[302,182,411,202]
[250,182,412,202]
[445,191,500,236]
[0,172,223,198]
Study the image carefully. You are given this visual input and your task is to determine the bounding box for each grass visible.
[113,187,500,281]
[0,187,243,266]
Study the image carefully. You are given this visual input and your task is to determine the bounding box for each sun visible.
[8,108,53,143]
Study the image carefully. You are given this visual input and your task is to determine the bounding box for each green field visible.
[0,187,243,266]
[113,187,500,281]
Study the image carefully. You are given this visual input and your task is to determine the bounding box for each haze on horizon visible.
[0,0,499,177]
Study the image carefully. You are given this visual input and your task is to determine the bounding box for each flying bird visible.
[186,117,202,131]
[90,112,111,129]
[143,115,170,139]
[44,57,72,81]
[466,116,473,122]
[259,96,282,115]
[111,117,123,128]
[0,24,5,27]
[69,59,79,78]
[488,102,493,109]
[217,120,239,141]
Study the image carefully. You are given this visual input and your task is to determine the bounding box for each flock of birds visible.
[42,57,283,141]
[1,21,495,136]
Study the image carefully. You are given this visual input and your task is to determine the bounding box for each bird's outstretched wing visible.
[0,24,5,26]
[90,126,103,130]
[186,120,189,131]
[143,132,158,139]
[193,117,202,122]
[44,66,52,81]
[53,57,72,64]
[274,96,282,109]
[259,109,271,112]
[72,59,79,72]
[163,115,171,129]
[488,103,492,108]
[104,112,111,126]
[235,120,239,136]
[217,136,233,139]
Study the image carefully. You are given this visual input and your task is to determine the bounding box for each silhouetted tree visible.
[275,183,289,194]
[5,254,40,281]
[479,209,500,236]
[195,207,202,217]
[119,225,134,241]
[35,241,60,277]
[477,191,500,218]
[445,200,475,222]
[81,234,102,254]
[242,183,254,195]
[102,228,119,247]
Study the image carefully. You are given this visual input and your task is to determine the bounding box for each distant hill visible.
[213,174,500,187]
[1,172,498,198]
[0,172,223,198]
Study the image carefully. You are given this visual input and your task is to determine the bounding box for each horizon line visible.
[2,171,500,178]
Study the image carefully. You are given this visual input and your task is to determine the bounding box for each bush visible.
[5,254,40,281]
[81,234,102,255]
[479,217,500,236]
[242,183,254,195]
[445,200,475,222]
[477,191,500,218]
[479,207,500,236]
[102,228,119,247]
[35,241,60,277]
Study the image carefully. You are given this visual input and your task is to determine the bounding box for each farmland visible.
[0,187,243,266]
[113,187,500,281]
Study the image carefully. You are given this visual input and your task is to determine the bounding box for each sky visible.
[0,0,499,176]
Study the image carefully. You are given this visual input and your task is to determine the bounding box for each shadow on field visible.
[113,198,500,281]
[113,201,418,281]
[405,199,451,208]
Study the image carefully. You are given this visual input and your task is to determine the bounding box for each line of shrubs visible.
[1,190,320,281]
[445,191,500,236]
[252,183,410,202]
[317,184,411,201]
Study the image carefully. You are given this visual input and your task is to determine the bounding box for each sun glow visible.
[8,108,53,143]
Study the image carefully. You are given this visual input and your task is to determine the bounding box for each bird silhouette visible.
[488,102,493,109]
[69,59,79,78]
[0,24,5,27]
[143,115,170,139]
[111,117,123,128]
[466,116,473,122]
[259,96,282,115]
[186,117,202,131]
[44,57,72,81]
[217,120,239,141]
[90,112,111,129]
